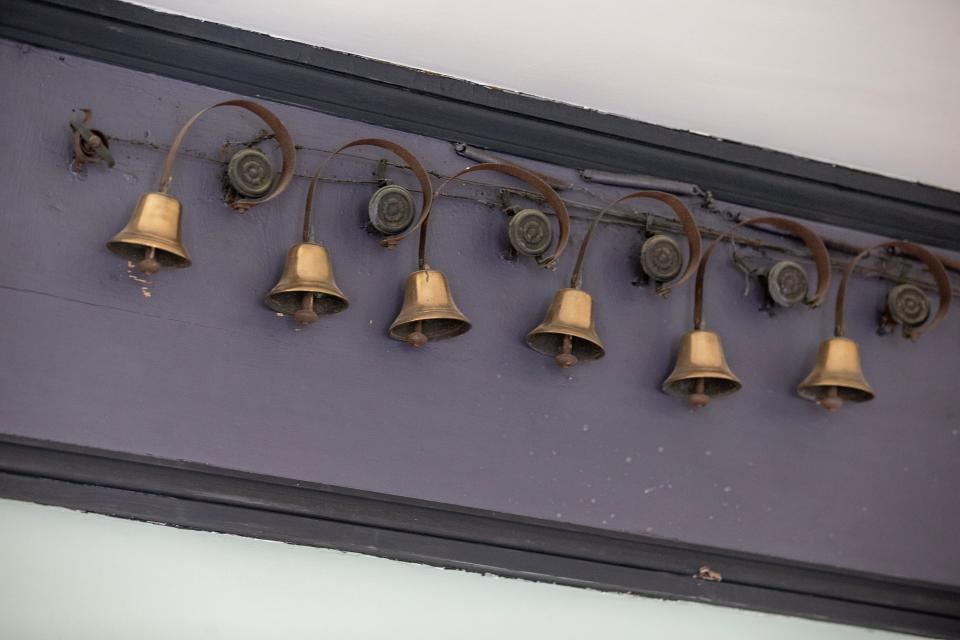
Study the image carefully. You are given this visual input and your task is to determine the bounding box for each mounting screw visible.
[70,108,115,168]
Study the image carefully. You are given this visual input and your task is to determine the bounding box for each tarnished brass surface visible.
[278,139,432,328]
[797,337,874,410]
[227,148,274,199]
[662,330,741,405]
[695,216,831,329]
[106,192,190,267]
[389,270,471,344]
[639,234,683,282]
[667,216,828,406]
[158,100,297,212]
[304,138,434,245]
[508,208,553,257]
[570,190,702,296]
[834,240,950,342]
[368,184,416,235]
[525,288,605,364]
[766,260,809,308]
[524,190,699,367]
[886,284,930,328]
[107,100,295,276]
[397,163,571,270]
[798,240,951,409]
[264,242,348,316]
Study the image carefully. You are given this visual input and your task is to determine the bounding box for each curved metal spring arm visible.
[694,217,831,330]
[158,100,296,212]
[835,240,951,340]
[569,191,702,294]
[385,163,570,270]
[302,138,434,244]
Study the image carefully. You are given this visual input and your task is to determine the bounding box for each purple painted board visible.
[1,40,959,584]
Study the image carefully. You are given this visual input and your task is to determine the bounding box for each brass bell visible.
[662,330,741,408]
[525,288,604,368]
[107,101,296,277]
[107,192,190,275]
[797,337,874,411]
[389,270,471,346]
[264,242,348,326]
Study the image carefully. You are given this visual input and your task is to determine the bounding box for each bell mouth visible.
[796,337,875,404]
[388,268,472,344]
[525,332,604,361]
[664,376,741,398]
[265,291,348,316]
[106,240,191,268]
[389,317,471,342]
[797,384,874,404]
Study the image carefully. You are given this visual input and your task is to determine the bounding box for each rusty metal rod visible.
[454,143,573,191]
[580,169,701,197]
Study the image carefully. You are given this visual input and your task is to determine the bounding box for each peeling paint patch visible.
[125,261,152,296]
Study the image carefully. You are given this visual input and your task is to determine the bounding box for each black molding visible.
[0,434,958,638]
[2,0,960,251]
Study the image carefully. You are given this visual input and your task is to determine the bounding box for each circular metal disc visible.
[508,208,553,257]
[368,185,416,235]
[767,260,808,307]
[639,234,683,282]
[227,148,274,198]
[887,283,930,327]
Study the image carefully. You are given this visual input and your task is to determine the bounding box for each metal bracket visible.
[69,108,114,168]
[374,158,392,188]
[454,142,572,191]
[498,190,520,262]
[631,225,654,288]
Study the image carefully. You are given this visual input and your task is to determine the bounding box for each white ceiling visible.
[0,499,918,639]
[127,0,960,191]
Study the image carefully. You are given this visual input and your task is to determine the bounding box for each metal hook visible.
[393,163,571,271]
[694,217,830,330]
[69,108,115,168]
[835,241,951,341]
[570,191,702,296]
[302,139,434,248]
[157,100,296,212]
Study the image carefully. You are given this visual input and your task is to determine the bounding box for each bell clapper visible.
[554,334,578,368]
[408,320,428,348]
[689,377,710,408]
[819,385,843,412]
[293,292,319,326]
[137,246,161,276]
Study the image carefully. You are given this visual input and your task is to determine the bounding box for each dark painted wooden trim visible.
[0,434,958,638]
[1,0,960,250]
